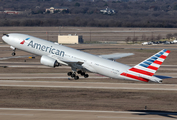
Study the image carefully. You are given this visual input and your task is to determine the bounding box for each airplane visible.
[2,33,171,83]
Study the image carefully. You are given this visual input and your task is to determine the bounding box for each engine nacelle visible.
[40,55,60,67]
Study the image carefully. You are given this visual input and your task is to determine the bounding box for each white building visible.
[46,7,68,13]
[100,7,115,14]
[58,34,83,44]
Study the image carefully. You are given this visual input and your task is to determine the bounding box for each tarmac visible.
[0,108,177,120]
[0,80,177,91]
[0,44,177,120]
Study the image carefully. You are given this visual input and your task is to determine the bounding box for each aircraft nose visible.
[2,35,6,42]
[2,34,9,43]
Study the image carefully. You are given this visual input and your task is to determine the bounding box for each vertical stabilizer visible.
[121,49,170,82]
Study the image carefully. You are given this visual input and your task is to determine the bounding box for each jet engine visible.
[40,55,60,67]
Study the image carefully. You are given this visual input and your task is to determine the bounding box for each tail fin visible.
[130,49,170,76]
[121,49,171,83]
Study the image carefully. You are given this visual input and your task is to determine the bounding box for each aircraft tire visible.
[71,74,76,78]
[84,74,89,78]
[74,76,79,80]
[12,52,16,56]
[81,72,85,76]
[67,72,72,76]
[77,70,82,74]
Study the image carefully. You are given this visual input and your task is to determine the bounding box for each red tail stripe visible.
[121,72,149,82]
[121,72,126,76]
[160,55,167,59]
[153,60,162,65]
[166,50,170,53]
[147,65,158,70]
[129,68,154,76]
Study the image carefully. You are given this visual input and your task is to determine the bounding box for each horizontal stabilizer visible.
[153,75,172,79]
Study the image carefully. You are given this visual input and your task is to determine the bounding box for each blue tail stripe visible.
[163,49,167,52]
[143,61,152,65]
[155,54,161,57]
[147,59,155,62]
[140,64,149,68]
[151,56,158,60]
[159,52,164,55]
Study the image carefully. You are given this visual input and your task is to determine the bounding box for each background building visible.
[100,7,115,14]
[58,34,83,44]
[46,7,68,13]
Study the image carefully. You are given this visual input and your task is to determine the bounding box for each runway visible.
[0,73,176,79]
[0,80,177,91]
[0,43,176,120]
[0,108,176,120]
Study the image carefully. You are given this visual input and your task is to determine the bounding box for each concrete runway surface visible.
[0,44,176,120]
[0,80,177,91]
[0,108,177,120]
[0,73,176,79]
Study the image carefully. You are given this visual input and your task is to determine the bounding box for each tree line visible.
[1,0,177,27]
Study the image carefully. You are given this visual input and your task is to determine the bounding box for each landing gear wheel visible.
[74,76,79,80]
[12,52,16,56]
[67,72,72,76]
[77,70,82,74]
[81,72,85,76]
[71,73,76,78]
[84,74,89,78]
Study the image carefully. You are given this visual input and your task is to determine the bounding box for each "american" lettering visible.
[27,40,65,57]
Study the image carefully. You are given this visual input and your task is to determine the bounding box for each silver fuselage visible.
[2,33,133,80]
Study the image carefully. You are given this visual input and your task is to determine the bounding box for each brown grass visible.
[0,87,177,111]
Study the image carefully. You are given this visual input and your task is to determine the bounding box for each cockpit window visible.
[3,34,9,37]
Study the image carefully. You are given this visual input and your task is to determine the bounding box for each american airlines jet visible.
[2,33,171,83]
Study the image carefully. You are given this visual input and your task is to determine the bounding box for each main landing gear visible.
[77,70,89,78]
[67,70,89,80]
[67,72,79,80]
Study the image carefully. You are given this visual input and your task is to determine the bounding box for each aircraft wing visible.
[61,59,84,65]
[98,53,134,60]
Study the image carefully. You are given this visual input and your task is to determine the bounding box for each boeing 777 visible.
[2,33,171,83]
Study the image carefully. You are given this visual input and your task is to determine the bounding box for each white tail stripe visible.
[135,65,156,73]
[163,52,169,56]
[127,70,152,78]
[150,63,160,68]
[156,58,164,62]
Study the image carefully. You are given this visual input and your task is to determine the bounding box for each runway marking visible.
[0,77,108,79]
[1,80,177,91]
[1,84,177,91]
[97,116,175,120]
[0,113,33,116]
[0,56,33,60]
[0,80,176,86]
[0,108,177,115]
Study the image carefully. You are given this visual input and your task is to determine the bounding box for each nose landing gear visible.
[12,52,16,56]
[10,46,16,56]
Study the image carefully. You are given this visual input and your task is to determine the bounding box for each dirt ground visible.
[0,87,177,112]
[1,27,177,42]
